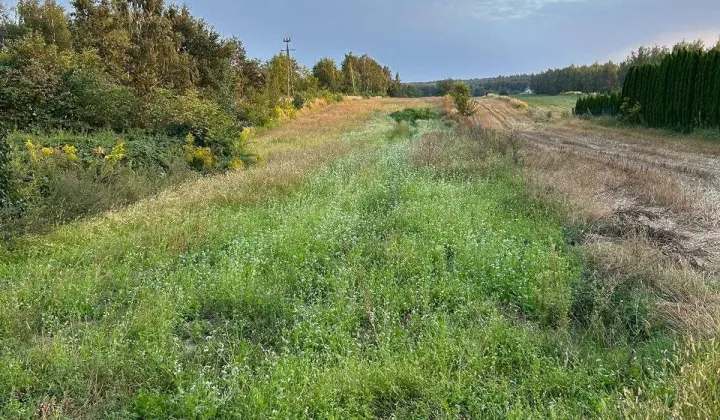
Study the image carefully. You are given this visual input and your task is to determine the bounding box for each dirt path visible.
[475,97,720,274]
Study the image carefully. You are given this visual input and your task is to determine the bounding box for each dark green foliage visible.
[531,62,620,95]
[574,92,623,116]
[410,75,531,97]
[621,45,720,130]
[3,130,193,235]
[0,130,12,209]
[389,108,439,125]
[449,82,479,116]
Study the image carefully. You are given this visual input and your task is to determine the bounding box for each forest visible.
[408,44,689,97]
[0,0,402,235]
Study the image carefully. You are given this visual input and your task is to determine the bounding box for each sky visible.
[11,0,720,82]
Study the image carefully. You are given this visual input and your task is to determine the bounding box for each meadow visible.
[0,101,694,418]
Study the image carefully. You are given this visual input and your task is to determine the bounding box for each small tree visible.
[449,81,479,116]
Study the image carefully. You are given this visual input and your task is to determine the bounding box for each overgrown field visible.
[0,105,692,418]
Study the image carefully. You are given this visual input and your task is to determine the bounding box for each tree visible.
[340,53,393,96]
[387,72,403,97]
[450,81,478,116]
[436,79,455,96]
[312,57,340,91]
[17,0,71,50]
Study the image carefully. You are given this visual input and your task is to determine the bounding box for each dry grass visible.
[524,144,697,223]
[411,123,522,175]
[523,144,718,336]
[497,95,530,112]
[584,237,720,336]
[621,337,720,419]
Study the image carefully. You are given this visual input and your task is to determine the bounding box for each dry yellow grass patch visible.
[524,144,697,223]
[497,95,530,112]
[584,237,720,336]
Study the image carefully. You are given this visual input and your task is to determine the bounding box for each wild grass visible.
[496,95,529,112]
[0,107,686,418]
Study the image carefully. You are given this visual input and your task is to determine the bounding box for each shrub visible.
[389,108,439,125]
[144,88,254,168]
[449,82,479,117]
[620,98,644,125]
[0,131,11,209]
[4,130,194,235]
[0,130,20,236]
[293,93,306,110]
[574,92,623,117]
[60,68,140,132]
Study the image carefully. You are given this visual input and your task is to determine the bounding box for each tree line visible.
[406,43,711,97]
[407,74,531,97]
[0,0,402,134]
[574,40,720,131]
[621,44,720,130]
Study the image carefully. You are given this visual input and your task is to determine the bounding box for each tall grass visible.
[0,114,683,418]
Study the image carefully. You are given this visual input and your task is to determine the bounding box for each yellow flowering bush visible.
[183,133,214,171]
[230,157,245,171]
[62,145,79,162]
[24,140,38,164]
[104,141,125,167]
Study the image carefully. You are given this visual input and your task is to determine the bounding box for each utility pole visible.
[282,37,295,96]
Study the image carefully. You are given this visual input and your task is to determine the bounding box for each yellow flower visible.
[105,141,125,166]
[62,145,79,161]
[230,157,245,171]
[25,140,40,164]
[239,127,254,143]
[41,147,55,156]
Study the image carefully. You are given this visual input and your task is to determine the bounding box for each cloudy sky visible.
[14,0,720,81]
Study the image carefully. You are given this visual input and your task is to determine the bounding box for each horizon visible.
[4,0,720,82]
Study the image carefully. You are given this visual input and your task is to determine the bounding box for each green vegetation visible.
[409,42,712,98]
[571,41,720,131]
[622,45,720,130]
[0,111,685,418]
[389,107,439,125]
[574,91,623,117]
[0,0,405,236]
[409,74,532,97]
[449,82,479,116]
[515,94,577,113]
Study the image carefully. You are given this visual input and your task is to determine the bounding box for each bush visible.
[144,89,256,169]
[60,68,140,132]
[3,130,194,235]
[0,130,20,237]
[574,92,622,117]
[0,131,11,209]
[293,93,306,110]
[389,108,439,125]
[449,82,479,117]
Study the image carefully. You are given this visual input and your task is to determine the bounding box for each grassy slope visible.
[0,102,679,418]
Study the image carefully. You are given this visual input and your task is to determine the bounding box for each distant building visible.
[519,87,533,95]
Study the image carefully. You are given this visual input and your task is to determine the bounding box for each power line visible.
[282,37,296,96]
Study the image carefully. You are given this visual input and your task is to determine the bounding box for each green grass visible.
[515,95,577,114]
[0,116,680,418]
